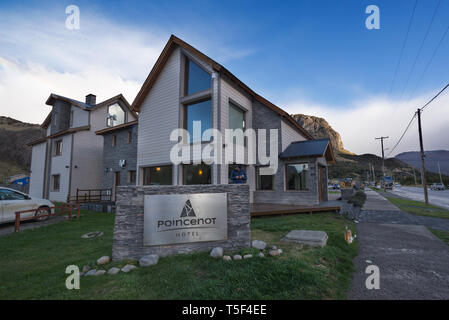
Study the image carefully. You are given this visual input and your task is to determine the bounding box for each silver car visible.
[0,187,53,224]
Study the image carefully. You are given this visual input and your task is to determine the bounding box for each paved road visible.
[348,189,449,299]
[389,186,449,210]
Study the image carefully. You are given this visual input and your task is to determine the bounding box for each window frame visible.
[256,166,274,191]
[183,98,213,143]
[285,162,309,191]
[106,103,127,128]
[183,56,212,96]
[52,174,60,191]
[183,163,212,185]
[111,135,117,147]
[127,131,132,144]
[142,165,173,186]
[127,170,136,184]
[54,139,63,157]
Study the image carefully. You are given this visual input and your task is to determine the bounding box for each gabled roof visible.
[95,120,138,135]
[131,35,313,140]
[27,125,91,146]
[279,138,336,164]
[42,93,136,128]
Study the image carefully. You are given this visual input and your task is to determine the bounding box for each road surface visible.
[388,186,449,210]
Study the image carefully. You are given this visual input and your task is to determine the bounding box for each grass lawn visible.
[0,211,357,300]
[429,228,449,246]
[385,197,449,219]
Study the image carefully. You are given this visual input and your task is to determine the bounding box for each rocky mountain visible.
[291,113,448,185]
[291,114,351,154]
[396,150,449,176]
[0,116,45,182]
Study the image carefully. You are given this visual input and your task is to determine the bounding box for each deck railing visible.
[67,188,112,204]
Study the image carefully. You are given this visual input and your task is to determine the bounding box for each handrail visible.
[14,202,81,232]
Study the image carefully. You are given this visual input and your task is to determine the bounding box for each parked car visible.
[0,187,53,224]
[430,183,445,191]
[381,176,394,190]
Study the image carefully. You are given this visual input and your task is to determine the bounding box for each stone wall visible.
[101,124,138,188]
[112,184,250,260]
[253,157,319,205]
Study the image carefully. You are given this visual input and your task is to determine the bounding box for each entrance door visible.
[113,171,121,202]
[318,165,327,202]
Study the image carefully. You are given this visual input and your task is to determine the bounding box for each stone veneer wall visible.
[112,184,250,261]
[253,157,319,206]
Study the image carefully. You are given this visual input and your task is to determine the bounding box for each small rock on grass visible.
[107,267,120,275]
[96,256,110,265]
[243,254,253,259]
[82,265,91,273]
[252,240,267,250]
[223,255,232,261]
[121,264,137,273]
[85,269,97,276]
[269,250,281,257]
[210,247,223,258]
[258,252,265,258]
[95,270,106,276]
[139,254,159,267]
[233,254,242,260]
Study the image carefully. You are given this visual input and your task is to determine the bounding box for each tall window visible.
[286,163,309,191]
[54,140,62,156]
[256,167,273,190]
[127,131,132,144]
[183,163,211,185]
[112,135,117,147]
[107,103,125,127]
[185,59,211,95]
[229,103,245,131]
[127,170,136,184]
[52,174,60,191]
[143,166,172,185]
[185,100,212,142]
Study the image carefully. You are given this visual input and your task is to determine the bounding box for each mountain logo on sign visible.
[180,199,196,217]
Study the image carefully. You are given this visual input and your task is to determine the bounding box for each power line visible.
[399,0,442,99]
[388,0,418,96]
[387,113,417,157]
[388,82,449,157]
[408,21,449,100]
[420,82,449,112]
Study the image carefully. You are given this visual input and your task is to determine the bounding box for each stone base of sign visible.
[281,230,328,247]
[112,184,251,261]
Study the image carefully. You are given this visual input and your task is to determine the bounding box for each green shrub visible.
[348,191,367,207]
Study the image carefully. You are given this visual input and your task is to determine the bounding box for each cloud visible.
[281,90,449,156]
[0,6,255,124]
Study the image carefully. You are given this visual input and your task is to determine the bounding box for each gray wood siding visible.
[281,119,307,152]
[137,47,181,183]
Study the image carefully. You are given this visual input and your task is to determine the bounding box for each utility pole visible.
[416,108,429,205]
[437,161,443,184]
[375,136,389,185]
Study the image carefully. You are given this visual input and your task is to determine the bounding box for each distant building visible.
[28,93,137,202]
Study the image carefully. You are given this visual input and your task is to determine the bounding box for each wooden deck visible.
[250,202,341,217]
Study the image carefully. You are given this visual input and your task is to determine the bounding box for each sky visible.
[0,0,448,157]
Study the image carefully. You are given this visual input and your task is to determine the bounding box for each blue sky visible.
[0,0,448,155]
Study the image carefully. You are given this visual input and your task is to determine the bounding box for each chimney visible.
[85,94,96,106]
